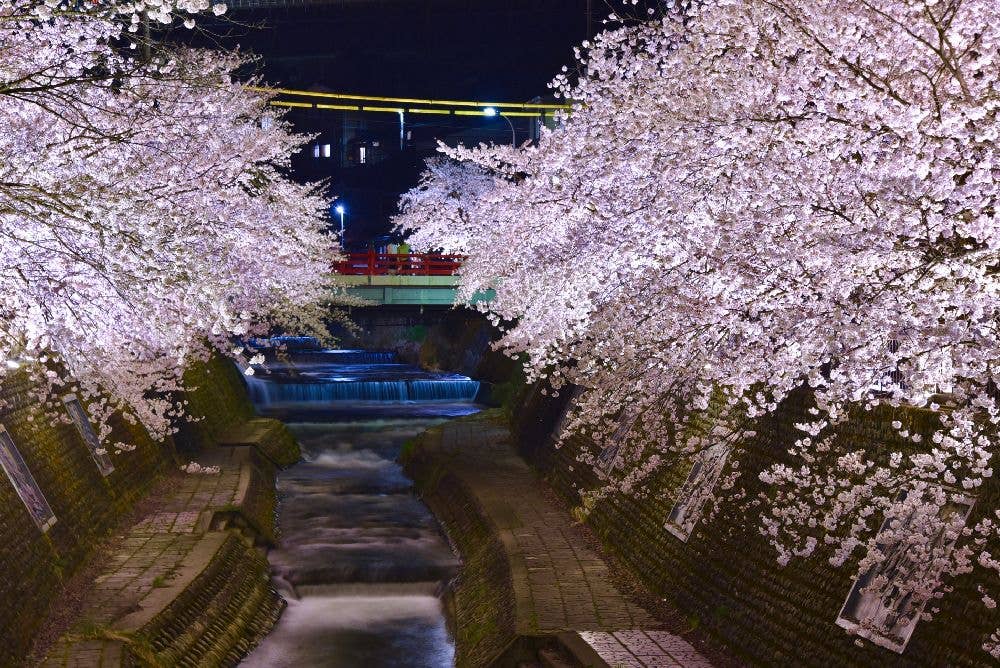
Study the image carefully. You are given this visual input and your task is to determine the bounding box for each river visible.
[240,339,481,667]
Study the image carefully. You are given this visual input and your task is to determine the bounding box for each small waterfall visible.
[246,342,402,365]
[409,380,480,401]
[293,350,398,365]
[244,346,481,408]
[248,335,323,350]
[244,375,276,405]
[247,378,480,405]
[244,418,460,667]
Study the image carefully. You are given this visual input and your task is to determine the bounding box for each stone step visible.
[39,415,294,668]
[554,632,610,668]
[216,417,300,468]
[138,533,281,666]
[41,532,282,668]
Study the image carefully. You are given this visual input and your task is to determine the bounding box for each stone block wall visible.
[233,450,279,545]
[175,355,256,455]
[515,383,1000,667]
[0,354,259,666]
[0,369,172,666]
[403,428,518,668]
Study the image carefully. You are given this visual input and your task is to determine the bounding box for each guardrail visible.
[333,251,464,276]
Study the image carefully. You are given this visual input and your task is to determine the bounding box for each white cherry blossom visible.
[1,1,339,445]
[397,0,1000,654]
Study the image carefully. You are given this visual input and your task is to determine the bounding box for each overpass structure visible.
[255,86,571,120]
[333,251,492,306]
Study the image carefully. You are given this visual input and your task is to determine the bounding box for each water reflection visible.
[243,592,454,668]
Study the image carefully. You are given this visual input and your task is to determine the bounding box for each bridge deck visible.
[335,274,465,305]
[333,252,492,305]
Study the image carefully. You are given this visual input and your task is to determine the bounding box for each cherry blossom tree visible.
[1,1,339,447]
[396,0,1000,654]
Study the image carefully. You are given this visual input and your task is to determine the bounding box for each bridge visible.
[253,86,570,120]
[333,251,492,306]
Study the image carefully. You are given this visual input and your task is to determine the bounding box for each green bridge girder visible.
[334,275,494,306]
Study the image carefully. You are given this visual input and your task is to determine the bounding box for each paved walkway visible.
[576,630,714,668]
[427,412,714,666]
[41,446,262,667]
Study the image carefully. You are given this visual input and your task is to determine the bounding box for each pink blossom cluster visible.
[1,2,338,445]
[396,0,1000,654]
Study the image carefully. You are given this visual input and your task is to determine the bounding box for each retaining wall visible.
[0,354,262,666]
[513,382,1000,667]
[403,427,518,668]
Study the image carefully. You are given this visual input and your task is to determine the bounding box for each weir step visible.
[138,533,282,667]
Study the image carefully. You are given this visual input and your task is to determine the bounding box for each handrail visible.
[333,251,465,276]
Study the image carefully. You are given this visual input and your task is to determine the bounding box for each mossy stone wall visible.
[516,382,1000,667]
[0,354,259,666]
[175,355,256,454]
[0,369,172,666]
[403,428,518,667]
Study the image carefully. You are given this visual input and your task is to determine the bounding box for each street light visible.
[334,204,346,248]
[483,106,516,145]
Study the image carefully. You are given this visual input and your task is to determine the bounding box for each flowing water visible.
[241,340,481,667]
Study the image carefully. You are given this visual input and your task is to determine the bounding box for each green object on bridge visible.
[335,275,495,306]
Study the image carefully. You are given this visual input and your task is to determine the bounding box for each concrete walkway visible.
[417,412,714,667]
[41,442,282,667]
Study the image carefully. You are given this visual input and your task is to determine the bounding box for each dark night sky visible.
[188,0,590,99]
[171,0,592,243]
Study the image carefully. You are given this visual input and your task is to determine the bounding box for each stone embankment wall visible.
[404,431,518,668]
[0,354,285,667]
[362,311,999,665]
[0,370,171,666]
[511,382,1000,667]
[335,306,519,401]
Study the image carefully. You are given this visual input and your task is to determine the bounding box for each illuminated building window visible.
[835,490,973,653]
[63,395,114,477]
[664,441,731,542]
[312,143,320,158]
[359,146,367,164]
[322,143,332,158]
[0,424,56,532]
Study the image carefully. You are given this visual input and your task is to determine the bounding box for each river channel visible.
[241,340,481,667]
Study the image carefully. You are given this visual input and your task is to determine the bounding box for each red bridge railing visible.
[333,251,465,276]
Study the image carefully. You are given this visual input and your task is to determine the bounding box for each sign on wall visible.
[0,424,56,532]
[665,441,731,542]
[63,395,114,477]
[835,491,974,653]
[596,405,640,473]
